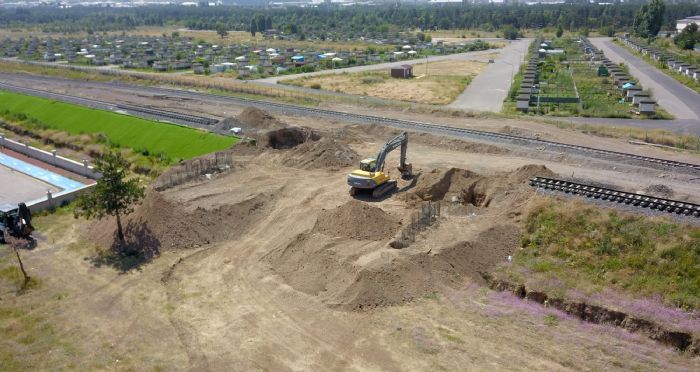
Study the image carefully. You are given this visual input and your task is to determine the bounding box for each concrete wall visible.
[0,134,99,179]
[26,184,95,212]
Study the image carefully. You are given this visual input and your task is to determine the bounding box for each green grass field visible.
[0,90,236,160]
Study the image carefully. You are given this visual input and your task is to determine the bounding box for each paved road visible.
[255,48,500,83]
[590,38,700,120]
[448,39,531,112]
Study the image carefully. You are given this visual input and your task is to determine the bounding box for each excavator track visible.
[371,180,397,198]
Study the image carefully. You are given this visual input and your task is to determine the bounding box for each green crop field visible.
[0,90,236,160]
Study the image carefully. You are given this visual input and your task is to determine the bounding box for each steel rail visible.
[530,176,700,217]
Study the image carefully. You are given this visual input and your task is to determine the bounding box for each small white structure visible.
[676,16,700,32]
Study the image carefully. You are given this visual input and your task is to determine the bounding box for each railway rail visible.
[530,176,700,218]
[1,78,699,173]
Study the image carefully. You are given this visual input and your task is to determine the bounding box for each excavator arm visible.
[373,131,410,175]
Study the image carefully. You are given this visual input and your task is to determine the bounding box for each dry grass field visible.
[283,59,487,105]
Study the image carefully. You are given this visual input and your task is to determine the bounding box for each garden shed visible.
[391,64,413,79]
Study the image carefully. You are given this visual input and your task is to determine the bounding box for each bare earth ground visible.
[1,111,700,370]
[281,60,486,105]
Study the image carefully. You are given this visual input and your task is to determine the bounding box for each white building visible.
[677,16,700,32]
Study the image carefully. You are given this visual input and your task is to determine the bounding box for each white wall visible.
[0,135,99,179]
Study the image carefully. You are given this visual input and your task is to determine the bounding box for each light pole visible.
[502,60,515,79]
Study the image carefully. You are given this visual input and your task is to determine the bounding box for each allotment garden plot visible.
[510,37,669,119]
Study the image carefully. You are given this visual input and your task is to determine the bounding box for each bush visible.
[310,83,321,89]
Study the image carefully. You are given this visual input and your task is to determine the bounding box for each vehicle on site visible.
[347,131,412,198]
[0,203,34,244]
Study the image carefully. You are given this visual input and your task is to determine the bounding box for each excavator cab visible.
[359,158,377,172]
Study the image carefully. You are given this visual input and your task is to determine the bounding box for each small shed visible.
[391,64,413,79]
[638,99,656,114]
[516,94,531,111]
[632,92,650,105]
[597,65,609,76]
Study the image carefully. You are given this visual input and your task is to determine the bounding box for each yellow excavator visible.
[347,131,412,198]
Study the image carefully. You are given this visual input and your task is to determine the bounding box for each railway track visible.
[1,78,699,173]
[530,176,700,218]
[0,82,218,127]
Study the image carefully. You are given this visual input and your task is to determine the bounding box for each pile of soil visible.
[89,190,271,251]
[313,200,400,241]
[337,224,522,310]
[236,107,287,131]
[645,184,674,198]
[267,222,521,310]
[410,164,555,207]
[214,117,244,133]
[282,137,359,168]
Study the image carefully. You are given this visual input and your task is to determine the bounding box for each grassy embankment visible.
[0,90,237,174]
[500,200,700,314]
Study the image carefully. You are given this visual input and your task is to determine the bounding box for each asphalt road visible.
[590,37,700,121]
[448,39,531,112]
[255,48,499,84]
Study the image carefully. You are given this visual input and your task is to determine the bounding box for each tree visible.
[501,24,519,40]
[599,26,615,37]
[675,23,699,50]
[5,234,31,290]
[556,25,563,38]
[250,18,257,37]
[216,23,228,39]
[634,0,665,38]
[74,151,144,246]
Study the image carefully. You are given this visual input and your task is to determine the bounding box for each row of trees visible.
[1,3,699,36]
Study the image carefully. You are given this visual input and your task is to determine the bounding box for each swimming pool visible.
[0,152,85,192]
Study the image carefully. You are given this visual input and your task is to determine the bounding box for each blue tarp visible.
[0,152,84,191]
[291,55,304,61]
[622,82,635,89]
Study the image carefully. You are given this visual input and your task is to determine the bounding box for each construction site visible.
[1,80,699,369]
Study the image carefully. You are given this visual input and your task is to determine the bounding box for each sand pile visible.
[90,190,271,251]
[313,200,400,241]
[237,107,287,131]
[282,137,359,168]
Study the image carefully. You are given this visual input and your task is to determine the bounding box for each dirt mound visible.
[645,184,674,198]
[214,117,244,133]
[507,164,556,183]
[282,137,359,168]
[267,223,521,310]
[410,165,555,207]
[237,107,287,131]
[313,200,400,241]
[89,189,271,251]
[338,224,521,310]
